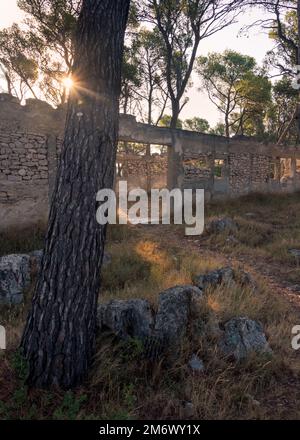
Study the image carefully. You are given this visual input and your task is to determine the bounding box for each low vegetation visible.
[1,193,300,420]
[205,192,300,285]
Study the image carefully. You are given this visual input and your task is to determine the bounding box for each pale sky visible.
[0,0,274,126]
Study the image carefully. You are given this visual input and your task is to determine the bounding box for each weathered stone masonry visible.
[1,93,300,230]
[0,132,48,200]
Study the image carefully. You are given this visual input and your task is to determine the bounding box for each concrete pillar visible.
[291,157,297,189]
[274,158,281,181]
[291,157,297,178]
[167,133,183,190]
[145,143,151,194]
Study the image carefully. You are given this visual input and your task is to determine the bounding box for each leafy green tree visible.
[197,50,256,137]
[266,77,298,142]
[245,1,299,140]
[209,122,226,136]
[9,1,141,106]
[133,28,169,125]
[158,114,183,129]
[197,50,271,137]
[0,24,39,100]
[141,0,243,128]
[16,0,78,104]
[18,0,78,68]
[246,1,297,76]
[121,45,142,115]
[184,117,210,132]
[230,72,272,137]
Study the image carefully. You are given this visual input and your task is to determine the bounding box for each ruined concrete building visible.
[1,93,300,230]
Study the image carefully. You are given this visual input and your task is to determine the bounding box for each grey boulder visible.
[288,249,300,259]
[194,267,257,292]
[154,285,203,343]
[96,285,204,359]
[97,298,154,340]
[188,354,205,372]
[219,317,272,361]
[206,217,238,234]
[238,270,258,291]
[0,254,31,304]
[194,267,234,290]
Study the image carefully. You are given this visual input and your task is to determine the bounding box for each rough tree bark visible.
[20,0,130,389]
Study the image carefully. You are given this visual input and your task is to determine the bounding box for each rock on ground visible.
[97,285,203,359]
[0,249,112,305]
[193,267,257,292]
[0,254,31,304]
[288,249,300,259]
[194,267,235,290]
[97,299,154,340]
[188,354,205,372]
[154,285,203,344]
[206,217,238,234]
[219,317,272,361]
[237,270,258,290]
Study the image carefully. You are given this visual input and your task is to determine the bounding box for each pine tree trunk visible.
[20,0,130,389]
[170,100,180,129]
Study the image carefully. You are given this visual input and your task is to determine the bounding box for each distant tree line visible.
[0,0,298,142]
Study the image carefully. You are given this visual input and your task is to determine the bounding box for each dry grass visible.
[1,193,300,419]
[88,281,300,419]
[0,225,45,258]
[203,191,300,284]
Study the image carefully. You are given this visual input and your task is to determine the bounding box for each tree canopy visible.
[197,50,272,137]
[0,0,298,142]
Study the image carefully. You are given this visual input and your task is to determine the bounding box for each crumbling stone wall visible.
[54,141,168,191]
[117,154,167,178]
[115,154,168,191]
[251,155,272,191]
[183,153,214,183]
[0,131,48,202]
[228,153,273,194]
[228,153,252,194]
[1,93,300,230]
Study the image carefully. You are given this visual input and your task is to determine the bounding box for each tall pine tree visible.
[21,0,130,388]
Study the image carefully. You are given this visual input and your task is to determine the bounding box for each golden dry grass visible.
[1,193,300,419]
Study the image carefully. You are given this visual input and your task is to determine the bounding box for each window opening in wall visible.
[214,159,225,179]
[270,162,276,180]
[115,142,168,192]
[116,162,124,177]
